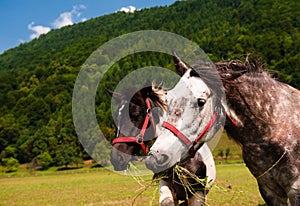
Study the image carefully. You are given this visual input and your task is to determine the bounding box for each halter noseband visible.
[112,98,155,155]
[162,108,222,157]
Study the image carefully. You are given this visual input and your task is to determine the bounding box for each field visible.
[0,164,265,206]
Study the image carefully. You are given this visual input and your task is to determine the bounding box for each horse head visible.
[107,84,165,171]
[146,53,225,173]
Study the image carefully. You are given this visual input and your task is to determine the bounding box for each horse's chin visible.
[152,166,174,179]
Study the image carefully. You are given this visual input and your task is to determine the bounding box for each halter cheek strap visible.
[112,98,155,155]
[138,98,155,140]
[195,112,219,143]
[162,112,220,157]
[161,122,193,147]
[226,113,238,127]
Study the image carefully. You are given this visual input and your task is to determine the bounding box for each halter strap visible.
[194,112,218,143]
[161,122,193,147]
[162,111,220,157]
[112,98,155,155]
[139,98,155,139]
[226,113,238,127]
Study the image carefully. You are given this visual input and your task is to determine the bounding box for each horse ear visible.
[105,88,122,102]
[172,51,191,76]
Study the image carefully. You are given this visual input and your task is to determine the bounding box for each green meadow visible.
[0,164,265,206]
[0,135,265,205]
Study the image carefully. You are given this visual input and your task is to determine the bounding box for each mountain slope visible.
[1,0,299,85]
[0,0,299,168]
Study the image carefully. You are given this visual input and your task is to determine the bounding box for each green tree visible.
[0,114,20,151]
[36,152,53,169]
[55,144,82,168]
[218,149,224,159]
[225,148,231,162]
[0,145,17,159]
[2,157,20,172]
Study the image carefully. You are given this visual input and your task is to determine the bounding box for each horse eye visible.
[197,98,206,107]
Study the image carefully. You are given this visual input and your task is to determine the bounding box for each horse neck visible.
[223,73,278,144]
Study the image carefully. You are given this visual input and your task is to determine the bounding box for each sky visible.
[0,0,177,54]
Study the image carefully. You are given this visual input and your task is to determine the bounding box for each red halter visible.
[162,112,220,157]
[226,112,238,127]
[112,98,155,155]
[162,103,238,157]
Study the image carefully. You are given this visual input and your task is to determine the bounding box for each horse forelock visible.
[118,84,166,110]
[151,82,168,111]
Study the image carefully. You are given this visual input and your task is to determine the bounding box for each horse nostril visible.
[156,154,169,165]
[150,151,170,167]
[145,152,171,173]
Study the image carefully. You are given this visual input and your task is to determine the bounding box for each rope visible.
[256,151,287,179]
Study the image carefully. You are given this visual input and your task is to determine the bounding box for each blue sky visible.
[0,0,177,54]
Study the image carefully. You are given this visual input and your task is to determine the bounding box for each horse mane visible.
[191,57,284,127]
[191,62,225,98]
[214,56,266,81]
[213,56,285,126]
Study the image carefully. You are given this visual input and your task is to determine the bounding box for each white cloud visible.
[28,22,51,39]
[27,5,87,40]
[52,5,86,28]
[52,12,73,28]
[119,6,136,13]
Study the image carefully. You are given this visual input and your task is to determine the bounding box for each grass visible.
[0,169,155,206]
[0,164,265,206]
[207,164,265,206]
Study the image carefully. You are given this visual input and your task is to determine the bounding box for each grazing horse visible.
[146,53,300,206]
[108,83,216,205]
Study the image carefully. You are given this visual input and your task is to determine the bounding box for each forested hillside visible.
[0,0,299,170]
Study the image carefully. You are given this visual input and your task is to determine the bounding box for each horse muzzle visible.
[145,151,171,173]
[110,147,131,171]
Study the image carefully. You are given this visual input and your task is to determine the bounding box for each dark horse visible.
[107,85,163,171]
[147,54,299,206]
[108,84,214,205]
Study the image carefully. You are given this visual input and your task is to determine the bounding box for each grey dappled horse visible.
[146,54,300,206]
